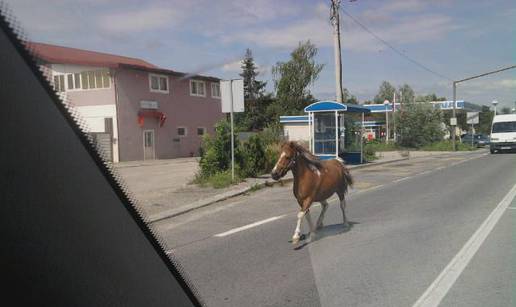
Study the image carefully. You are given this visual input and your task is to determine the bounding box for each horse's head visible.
[271,142,298,180]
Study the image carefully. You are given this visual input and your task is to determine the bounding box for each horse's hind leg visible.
[316,200,329,230]
[305,210,316,240]
[338,193,350,229]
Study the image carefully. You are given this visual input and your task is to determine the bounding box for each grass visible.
[420,140,477,151]
[192,170,243,189]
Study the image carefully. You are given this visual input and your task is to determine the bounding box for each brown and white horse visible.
[271,141,353,244]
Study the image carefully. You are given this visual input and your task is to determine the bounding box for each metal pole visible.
[452,81,456,151]
[361,112,364,164]
[335,111,338,158]
[385,104,389,143]
[393,91,396,142]
[331,0,343,103]
[229,80,235,181]
[471,123,474,148]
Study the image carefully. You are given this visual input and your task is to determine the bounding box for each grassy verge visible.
[419,140,477,151]
[192,170,243,189]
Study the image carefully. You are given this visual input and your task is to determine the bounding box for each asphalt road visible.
[153,150,516,307]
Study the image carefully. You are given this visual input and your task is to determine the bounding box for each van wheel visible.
[490,149,495,154]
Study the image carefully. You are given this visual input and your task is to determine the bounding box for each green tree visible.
[415,93,446,102]
[272,40,324,115]
[477,105,494,135]
[396,102,444,147]
[500,106,512,114]
[373,81,396,104]
[235,49,269,131]
[398,84,415,104]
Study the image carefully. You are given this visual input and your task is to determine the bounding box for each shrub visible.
[363,143,378,161]
[238,134,266,178]
[395,102,444,148]
[420,140,476,151]
[198,120,240,177]
[264,142,281,173]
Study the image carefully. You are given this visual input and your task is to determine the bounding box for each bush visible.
[420,141,476,151]
[192,170,242,189]
[238,134,266,178]
[264,142,281,173]
[198,120,240,178]
[396,102,444,148]
[363,143,378,161]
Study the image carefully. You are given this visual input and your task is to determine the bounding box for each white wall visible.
[283,123,310,142]
[76,105,120,163]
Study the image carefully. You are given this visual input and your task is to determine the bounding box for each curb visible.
[148,156,411,223]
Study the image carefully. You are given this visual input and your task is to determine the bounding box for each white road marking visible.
[214,215,287,237]
[393,176,412,183]
[412,182,516,307]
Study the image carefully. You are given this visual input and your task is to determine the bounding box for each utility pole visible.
[393,91,396,142]
[330,0,343,102]
[451,64,516,151]
[452,81,457,151]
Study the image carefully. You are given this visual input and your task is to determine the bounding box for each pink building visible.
[31,42,223,162]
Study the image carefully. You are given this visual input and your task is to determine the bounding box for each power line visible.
[340,8,453,82]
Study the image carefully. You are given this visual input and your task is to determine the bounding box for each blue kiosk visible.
[304,101,371,164]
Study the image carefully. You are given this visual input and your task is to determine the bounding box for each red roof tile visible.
[27,42,158,69]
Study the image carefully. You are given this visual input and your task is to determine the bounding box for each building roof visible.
[28,42,158,69]
[28,42,220,81]
[304,101,371,113]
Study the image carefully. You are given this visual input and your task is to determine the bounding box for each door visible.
[143,130,155,160]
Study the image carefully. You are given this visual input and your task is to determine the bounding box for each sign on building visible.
[220,79,244,113]
[140,100,159,109]
[466,112,479,124]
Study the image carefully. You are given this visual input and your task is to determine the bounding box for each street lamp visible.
[492,100,498,115]
[384,100,390,143]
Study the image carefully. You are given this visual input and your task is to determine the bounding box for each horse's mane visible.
[290,142,323,170]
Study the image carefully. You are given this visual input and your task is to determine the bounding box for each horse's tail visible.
[342,166,354,194]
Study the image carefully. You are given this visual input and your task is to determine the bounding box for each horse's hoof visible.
[292,236,300,244]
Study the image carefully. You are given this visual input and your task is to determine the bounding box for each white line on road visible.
[393,176,413,183]
[412,182,516,307]
[214,215,287,237]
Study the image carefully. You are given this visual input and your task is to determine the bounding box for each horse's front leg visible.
[292,198,313,244]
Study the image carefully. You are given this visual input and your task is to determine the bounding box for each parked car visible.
[461,134,490,147]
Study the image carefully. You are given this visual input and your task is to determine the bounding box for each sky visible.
[4,0,516,109]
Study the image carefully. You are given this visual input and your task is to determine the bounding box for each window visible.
[197,127,206,136]
[177,127,187,136]
[190,80,206,97]
[211,83,220,98]
[53,74,65,92]
[79,70,110,90]
[149,74,169,93]
[66,73,82,90]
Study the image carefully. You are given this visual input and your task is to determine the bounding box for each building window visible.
[197,127,206,136]
[80,70,110,90]
[66,72,83,90]
[53,74,65,92]
[149,74,169,93]
[190,80,206,97]
[211,82,220,98]
[177,127,187,136]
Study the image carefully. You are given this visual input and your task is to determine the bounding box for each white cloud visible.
[98,7,183,33]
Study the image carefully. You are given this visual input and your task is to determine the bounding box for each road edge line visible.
[412,182,516,307]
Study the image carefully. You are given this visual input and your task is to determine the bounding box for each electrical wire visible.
[340,8,453,82]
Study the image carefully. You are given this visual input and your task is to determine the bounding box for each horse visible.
[271,141,353,244]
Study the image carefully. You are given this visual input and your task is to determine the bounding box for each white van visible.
[490,114,516,153]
